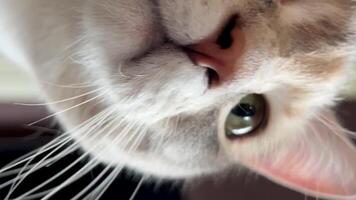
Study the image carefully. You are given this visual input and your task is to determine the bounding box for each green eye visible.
[225,94,267,138]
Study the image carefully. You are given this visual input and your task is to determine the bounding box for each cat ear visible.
[242,111,356,200]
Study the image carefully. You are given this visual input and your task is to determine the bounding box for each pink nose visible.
[185,19,246,88]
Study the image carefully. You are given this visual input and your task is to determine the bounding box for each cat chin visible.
[77,139,230,179]
[66,114,231,179]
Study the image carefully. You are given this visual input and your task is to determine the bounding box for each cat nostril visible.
[183,14,245,88]
[184,48,222,88]
[216,15,238,49]
[206,68,220,87]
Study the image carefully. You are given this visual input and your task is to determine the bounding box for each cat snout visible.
[184,18,246,88]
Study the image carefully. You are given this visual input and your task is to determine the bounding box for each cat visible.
[0,0,356,199]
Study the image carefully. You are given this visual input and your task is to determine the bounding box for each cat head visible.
[46,0,356,199]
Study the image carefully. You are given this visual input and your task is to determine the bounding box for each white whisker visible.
[72,164,118,200]
[3,108,115,199]
[88,167,122,200]
[13,158,100,200]
[317,114,356,138]
[14,87,104,106]
[4,140,79,198]
[129,176,145,200]
[1,136,74,193]
[7,108,111,188]
[0,107,112,178]
[21,109,121,200]
[84,122,148,200]
[28,91,108,126]
[0,134,69,175]
[11,189,53,200]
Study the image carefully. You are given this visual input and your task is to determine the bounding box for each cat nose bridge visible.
[186,27,246,87]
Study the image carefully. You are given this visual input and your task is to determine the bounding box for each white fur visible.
[0,0,356,199]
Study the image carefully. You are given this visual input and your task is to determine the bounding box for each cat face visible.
[42,0,356,199]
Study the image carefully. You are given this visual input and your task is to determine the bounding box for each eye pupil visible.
[231,103,256,117]
[225,94,267,138]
